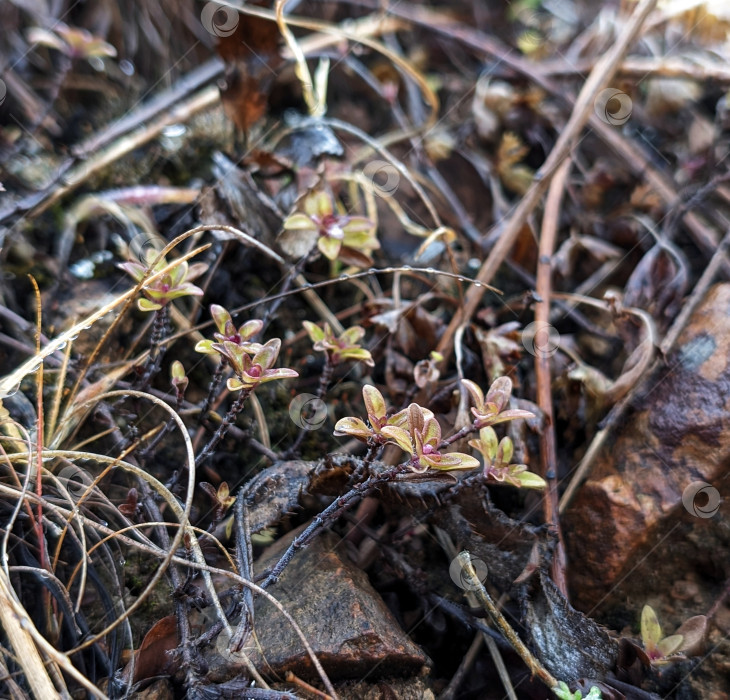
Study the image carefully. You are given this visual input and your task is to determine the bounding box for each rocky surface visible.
[207,528,430,684]
[565,283,730,612]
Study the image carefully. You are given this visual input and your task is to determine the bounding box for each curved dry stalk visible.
[456,551,558,691]
[0,241,209,400]
[275,0,326,117]
[0,421,35,576]
[553,294,656,512]
[436,531,517,700]
[322,117,443,230]
[9,448,193,646]
[1,477,338,697]
[226,1,438,133]
[434,0,660,366]
[552,292,657,405]
[0,567,73,697]
[5,386,230,651]
[45,340,73,444]
[66,521,237,595]
[194,565,339,699]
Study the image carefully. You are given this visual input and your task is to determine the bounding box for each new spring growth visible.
[334,385,478,473]
[303,321,374,366]
[283,190,378,261]
[463,376,545,488]
[408,404,480,473]
[170,361,188,395]
[195,305,264,356]
[119,250,206,312]
[334,384,428,447]
[552,681,602,700]
[469,426,546,489]
[462,377,535,427]
[194,305,298,391]
[337,378,544,483]
[199,481,236,523]
[641,605,684,664]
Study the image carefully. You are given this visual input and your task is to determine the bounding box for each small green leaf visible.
[641,605,663,650]
[485,376,513,411]
[380,425,414,454]
[303,321,326,343]
[227,377,245,392]
[333,416,371,439]
[137,298,162,312]
[284,213,318,231]
[513,470,547,489]
[317,234,342,260]
[194,339,216,354]
[430,452,481,471]
[257,368,299,383]
[363,385,386,422]
[657,634,684,658]
[211,304,231,334]
[462,379,484,410]
[252,338,281,369]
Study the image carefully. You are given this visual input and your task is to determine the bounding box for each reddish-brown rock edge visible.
[565,283,730,612]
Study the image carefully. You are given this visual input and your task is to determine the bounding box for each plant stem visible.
[288,355,335,456]
[196,389,251,466]
[230,493,255,652]
[197,357,227,430]
[456,551,558,690]
[260,467,403,588]
[440,421,479,448]
[139,383,187,461]
[139,305,170,389]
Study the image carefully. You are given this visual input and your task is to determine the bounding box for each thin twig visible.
[435,0,660,365]
[456,552,558,691]
[534,158,572,596]
[438,633,484,700]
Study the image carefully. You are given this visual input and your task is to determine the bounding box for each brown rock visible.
[210,528,430,683]
[565,283,730,610]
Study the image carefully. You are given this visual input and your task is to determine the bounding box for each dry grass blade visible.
[435,0,660,364]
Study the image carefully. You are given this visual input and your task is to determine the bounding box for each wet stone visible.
[565,283,730,611]
[209,529,430,684]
